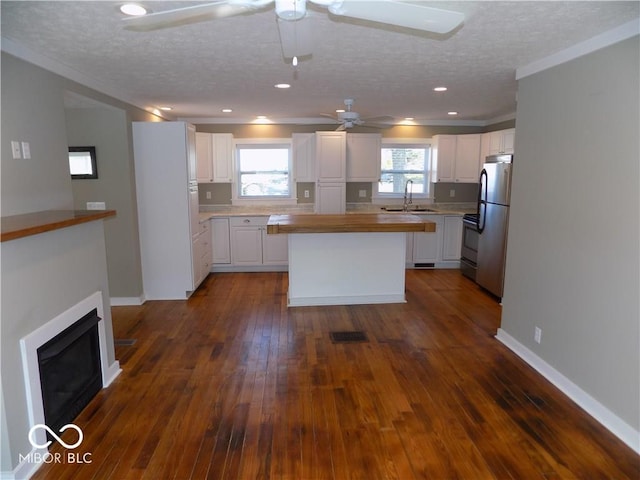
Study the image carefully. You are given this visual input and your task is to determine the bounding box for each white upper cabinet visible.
[195,132,234,183]
[432,135,457,182]
[432,134,481,183]
[485,128,515,155]
[292,133,316,182]
[346,133,381,182]
[316,131,346,182]
[453,134,481,183]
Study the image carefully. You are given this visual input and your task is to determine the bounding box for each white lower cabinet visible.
[221,216,288,269]
[413,215,443,264]
[408,214,462,268]
[211,218,231,264]
[194,220,213,284]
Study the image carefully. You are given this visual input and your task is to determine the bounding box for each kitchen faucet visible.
[403,179,413,211]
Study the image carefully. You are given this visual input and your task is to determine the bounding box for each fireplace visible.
[20,291,119,452]
[37,308,102,439]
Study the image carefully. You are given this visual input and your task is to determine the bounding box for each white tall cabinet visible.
[133,121,202,300]
[315,131,346,214]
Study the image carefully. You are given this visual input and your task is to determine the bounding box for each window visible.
[377,142,431,198]
[235,140,292,200]
[69,146,97,179]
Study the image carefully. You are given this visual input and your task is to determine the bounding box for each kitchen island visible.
[267,214,435,307]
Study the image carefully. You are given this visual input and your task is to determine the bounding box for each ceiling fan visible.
[123,1,465,60]
[322,98,394,130]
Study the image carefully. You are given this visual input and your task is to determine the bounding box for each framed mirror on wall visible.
[69,146,97,179]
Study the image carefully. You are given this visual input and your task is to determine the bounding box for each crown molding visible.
[516,19,640,80]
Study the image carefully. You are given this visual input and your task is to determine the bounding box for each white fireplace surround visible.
[19,291,121,452]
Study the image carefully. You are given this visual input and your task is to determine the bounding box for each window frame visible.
[232,138,296,205]
[373,138,433,202]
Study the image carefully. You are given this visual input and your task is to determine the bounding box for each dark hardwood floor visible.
[34,270,638,479]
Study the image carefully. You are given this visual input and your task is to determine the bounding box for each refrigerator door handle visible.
[477,169,488,234]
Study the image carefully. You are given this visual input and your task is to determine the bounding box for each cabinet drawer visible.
[229,216,268,227]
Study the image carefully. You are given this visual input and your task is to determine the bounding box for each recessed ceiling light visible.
[256,115,267,120]
[221,108,232,113]
[404,117,415,121]
[434,87,448,92]
[274,83,291,89]
[336,109,345,113]
[120,4,147,16]
[159,106,172,111]
[447,111,458,115]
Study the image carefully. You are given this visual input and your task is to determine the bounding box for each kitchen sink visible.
[381,206,438,213]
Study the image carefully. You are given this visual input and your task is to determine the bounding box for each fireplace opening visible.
[37,308,102,441]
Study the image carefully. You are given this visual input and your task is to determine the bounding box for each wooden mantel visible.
[1,209,116,242]
[267,213,436,234]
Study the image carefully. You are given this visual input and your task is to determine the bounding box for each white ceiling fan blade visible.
[362,115,395,123]
[277,16,315,59]
[123,1,272,31]
[328,1,464,34]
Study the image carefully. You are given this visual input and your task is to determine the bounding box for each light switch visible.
[11,141,21,159]
[21,142,31,159]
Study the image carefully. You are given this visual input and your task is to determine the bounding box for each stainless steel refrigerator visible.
[476,154,513,298]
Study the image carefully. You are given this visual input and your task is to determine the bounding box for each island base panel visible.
[287,232,407,307]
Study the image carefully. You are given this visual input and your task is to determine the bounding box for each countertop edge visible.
[1,209,117,242]
[266,214,436,234]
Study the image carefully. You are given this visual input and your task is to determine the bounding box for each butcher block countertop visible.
[1,209,116,242]
[267,214,436,234]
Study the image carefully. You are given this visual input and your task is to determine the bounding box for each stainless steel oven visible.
[461,214,479,280]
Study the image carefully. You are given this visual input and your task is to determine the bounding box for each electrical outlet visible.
[206,191,212,200]
[86,202,106,210]
[449,189,456,198]
[534,327,542,344]
[304,190,310,198]
[21,142,31,159]
[11,141,21,159]
[359,189,367,198]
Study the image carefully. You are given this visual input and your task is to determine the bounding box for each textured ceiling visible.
[1,1,638,125]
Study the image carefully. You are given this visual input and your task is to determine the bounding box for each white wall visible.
[501,36,639,440]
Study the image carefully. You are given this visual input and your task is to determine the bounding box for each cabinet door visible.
[196,132,214,183]
[292,133,316,182]
[315,182,346,214]
[413,215,443,263]
[442,216,463,260]
[480,132,492,165]
[454,134,481,183]
[488,131,504,155]
[262,230,288,265]
[502,129,515,154]
[316,132,346,182]
[212,218,231,264]
[433,135,456,182]
[212,133,234,183]
[231,227,263,265]
[346,133,381,181]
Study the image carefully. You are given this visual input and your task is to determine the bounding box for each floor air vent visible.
[329,331,368,343]
[114,339,137,346]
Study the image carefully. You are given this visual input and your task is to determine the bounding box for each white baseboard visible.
[103,361,122,387]
[496,328,640,454]
[0,448,43,480]
[288,293,406,307]
[110,296,145,306]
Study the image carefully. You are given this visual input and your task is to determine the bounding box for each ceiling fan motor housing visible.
[338,111,359,121]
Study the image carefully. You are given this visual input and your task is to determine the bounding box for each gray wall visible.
[66,108,143,298]
[502,37,639,433]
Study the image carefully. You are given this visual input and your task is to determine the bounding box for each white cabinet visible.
[346,133,381,181]
[194,220,212,284]
[133,121,201,299]
[195,132,234,183]
[485,128,515,155]
[212,218,231,264]
[229,216,288,267]
[432,134,481,183]
[442,216,463,261]
[413,215,443,264]
[432,135,456,182]
[408,214,463,267]
[316,131,346,182]
[454,134,482,182]
[292,133,315,182]
[315,183,346,214]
